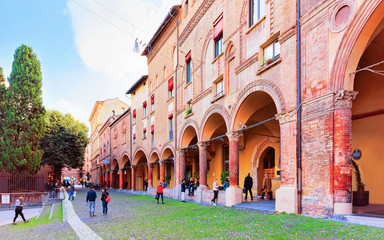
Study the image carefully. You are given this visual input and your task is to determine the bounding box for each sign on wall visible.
[1,194,10,204]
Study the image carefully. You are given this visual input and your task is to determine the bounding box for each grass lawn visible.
[79,193,384,240]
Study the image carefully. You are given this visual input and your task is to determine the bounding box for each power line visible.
[350,59,384,77]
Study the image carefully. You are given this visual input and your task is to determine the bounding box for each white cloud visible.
[67,0,180,79]
[49,99,88,124]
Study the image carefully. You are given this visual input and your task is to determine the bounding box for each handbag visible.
[155,194,159,200]
[106,195,111,202]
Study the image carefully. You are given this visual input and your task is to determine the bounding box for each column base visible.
[276,186,298,214]
[225,186,243,207]
[334,202,352,215]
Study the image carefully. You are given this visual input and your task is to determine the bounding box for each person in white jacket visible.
[210,179,219,206]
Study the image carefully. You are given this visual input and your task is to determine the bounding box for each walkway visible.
[62,187,102,240]
[233,199,276,212]
[0,207,42,227]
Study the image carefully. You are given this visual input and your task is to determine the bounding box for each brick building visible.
[96,0,384,216]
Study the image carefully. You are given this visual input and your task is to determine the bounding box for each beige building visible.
[89,98,129,183]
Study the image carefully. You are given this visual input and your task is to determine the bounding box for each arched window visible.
[163,66,167,80]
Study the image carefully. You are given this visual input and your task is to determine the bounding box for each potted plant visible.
[165,175,171,185]
[352,160,369,206]
[220,171,229,185]
[186,108,192,116]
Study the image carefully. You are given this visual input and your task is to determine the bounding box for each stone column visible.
[110,171,114,188]
[148,163,153,188]
[198,142,208,187]
[275,109,298,214]
[160,161,165,182]
[106,172,110,188]
[99,173,102,187]
[177,149,186,185]
[131,166,136,191]
[333,90,357,214]
[119,169,124,189]
[225,131,243,207]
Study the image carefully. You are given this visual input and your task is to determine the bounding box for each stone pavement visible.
[233,199,276,212]
[0,207,42,226]
[62,187,102,240]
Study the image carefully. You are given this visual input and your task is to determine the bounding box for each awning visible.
[213,15,223,39]
[168,77,174,91]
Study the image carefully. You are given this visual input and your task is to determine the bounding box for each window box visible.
[186,108,192,116]
[257,56,282,74]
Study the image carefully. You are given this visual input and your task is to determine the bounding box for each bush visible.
[220,171,229,185]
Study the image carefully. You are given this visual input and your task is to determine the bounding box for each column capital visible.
[334,90,358,109]
[197,142,208,150]
[159,161,164,166]
[275,109,297,125]
[176,149,185,155]
[226,131,242,141]
[131,165,136,170]
[148,163,153,168]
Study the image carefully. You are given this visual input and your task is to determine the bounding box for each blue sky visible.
[0,0,179,128]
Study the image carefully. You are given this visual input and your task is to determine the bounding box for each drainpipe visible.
[297,0,302,214]
[174,16,179,191]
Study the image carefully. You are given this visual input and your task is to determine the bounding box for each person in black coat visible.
[101,188,109,214]
[181,179,186,202]
[243,173,253,201]
[86,186,97,217]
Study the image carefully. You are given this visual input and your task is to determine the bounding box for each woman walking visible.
[12,197,28,225]
[210,179,219,206]
[101,188,109,214]
[156,182,164,204]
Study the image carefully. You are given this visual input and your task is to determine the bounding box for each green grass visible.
[90,195,384,239]
[12,202,63,229]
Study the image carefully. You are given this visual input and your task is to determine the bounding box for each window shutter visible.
[168,113,173,119]
[168,77,174,91]
[213,16,223,39]
[143,101,147,108]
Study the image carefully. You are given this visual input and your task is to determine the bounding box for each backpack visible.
[105,194,111,202]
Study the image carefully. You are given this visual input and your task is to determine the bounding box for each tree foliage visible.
[0,45,46,174]
[40,110,89,180]
[0,66,6,137]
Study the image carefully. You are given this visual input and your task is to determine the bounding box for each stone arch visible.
[199,104,230,139]
[149,148,161,163]
[330,0,384,91]
[133,147,149,165]
[225,40,235,60]
[120,152,130,166]
[111,156,119,169]
[178,119,200,148]
[160,143,176,159]
[230,79,286,130]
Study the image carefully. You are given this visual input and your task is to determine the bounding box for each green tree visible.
[40,110,89,181]
[0,66,6,136]
[0,45,46,174]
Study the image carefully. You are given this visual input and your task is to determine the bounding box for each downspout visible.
[297,0,302,214]
[109,117,112,188]
[174,16,179,191]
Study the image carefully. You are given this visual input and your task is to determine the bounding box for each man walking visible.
[243,173,253,201]
[260,173,272,200]
[68,183,75,200]
[86,186,97,217]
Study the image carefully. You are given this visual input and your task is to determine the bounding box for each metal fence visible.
[0,173,45,193]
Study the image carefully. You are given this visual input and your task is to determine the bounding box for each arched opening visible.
[162,148,175,189]
[149,152,160,188]
[233,90,280,205]
[181,126,199,181]
[121,155,131,189]
[111,159,119,189]
[352,17,384,214]
[133,150,148,191]
[201,112,229,189]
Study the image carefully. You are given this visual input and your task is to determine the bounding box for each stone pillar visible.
[131,166,136,191]
[106,172,110,188]
[198,142,208,187]
[160,161,165,182]
[110,171,114,188]
[333,90,357,214]
[119,169,124,189]
[177,149,186,185]
[225,131,243,207]
[275,109,298,214]
[148,164,153,188]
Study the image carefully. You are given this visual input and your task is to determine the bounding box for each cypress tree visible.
[0,67,6,170]
[0,45,46,174]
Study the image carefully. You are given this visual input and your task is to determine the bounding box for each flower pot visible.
[353,191,369,206]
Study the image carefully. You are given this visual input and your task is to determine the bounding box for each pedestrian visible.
[144,177,148,191]
[260,173,273,200]
[223,178,230,190]
[101,188,110,214]
[86,186,97,217]
[210,179,219,205]
[181,179,186,202]
[12,197,28,225]
[156,181,164,204]
[81,180,84,188]
[243,173,253,201]
[84,180,87,188]
[68,183,75,200]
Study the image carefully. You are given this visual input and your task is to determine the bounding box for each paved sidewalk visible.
[0,207,41,227]
[62,187,102,240]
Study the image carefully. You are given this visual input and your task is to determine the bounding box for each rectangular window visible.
[215,79,224,98]
[151,133,154,148]
[143,107,147,117]
[151,95,155,112]
[168,77,174,98]
[250,0,265,27]
[186,60,191,84]
[143,131,147,139]
[168,114,173,141]
[264,40,280,63]
[215,35,223,58]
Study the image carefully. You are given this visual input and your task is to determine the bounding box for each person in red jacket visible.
[156,182,164,204]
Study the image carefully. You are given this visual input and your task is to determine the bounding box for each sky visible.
[0,0,179,130]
